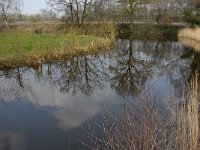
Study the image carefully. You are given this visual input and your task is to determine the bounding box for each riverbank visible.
[0,22,116,69]
[179,28,200,42]
[179,37,200,52]
[0,33,112,69]
[178,28,200,52]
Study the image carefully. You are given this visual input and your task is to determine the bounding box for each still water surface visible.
[0,37,193,150]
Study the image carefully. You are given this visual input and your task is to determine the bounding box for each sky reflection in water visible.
[0,38,193,150]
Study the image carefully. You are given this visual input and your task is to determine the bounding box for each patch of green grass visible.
[0,33,104,59]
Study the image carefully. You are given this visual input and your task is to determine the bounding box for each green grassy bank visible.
[0,33,111,69]
[0,22,116,69]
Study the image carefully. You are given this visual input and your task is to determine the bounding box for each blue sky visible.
[22,0,48,14]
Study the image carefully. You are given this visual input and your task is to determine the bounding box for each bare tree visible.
[0,0,23,29]
[118,0,155,30]
[46,0,94,26]
[39,8,57,21]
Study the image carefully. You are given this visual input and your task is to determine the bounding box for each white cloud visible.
[0,78,120,130]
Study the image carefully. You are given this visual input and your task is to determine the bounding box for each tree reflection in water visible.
[0,37,191,100]
[109,38,153,97]
[0,36,196,149]
[181,49,200,82]
[0,67,37,101]
[55,54,109,96]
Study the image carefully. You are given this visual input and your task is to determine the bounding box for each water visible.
[0,37,194,150]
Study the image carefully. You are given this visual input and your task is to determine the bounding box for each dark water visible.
[0,37,194,150]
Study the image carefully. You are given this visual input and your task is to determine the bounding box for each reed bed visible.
[87,76,199,150]
[178,28,200,42]
[177,77,199,150]
[179,37,200,52]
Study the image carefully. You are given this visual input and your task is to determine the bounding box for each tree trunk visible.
[81,0,88,25]
[129,0,134,32]
[75,0,80,27]
[69,2,75,25]
[2,6,9,29]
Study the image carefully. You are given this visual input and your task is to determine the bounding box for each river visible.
[0,35,194,150]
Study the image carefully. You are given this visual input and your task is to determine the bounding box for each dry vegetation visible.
[179,28,200,53]
[11,22,116,39]
[177,77,199,150]
[87,76,199,150]
[179,37,200,52]
[179,28,200,42]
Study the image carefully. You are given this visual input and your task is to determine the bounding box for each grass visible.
[179,27,200,42]
[0,33,109,58]
[87,76,199,150]
[0,33,112,69]
[0,22,116,69]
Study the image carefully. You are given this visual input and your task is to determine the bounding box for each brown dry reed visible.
[14,22,116,39]
[86,76,199,150]
[178,27,200,53]
[178,28,200,42]
[179,37,200,52]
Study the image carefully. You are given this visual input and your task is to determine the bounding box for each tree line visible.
[0,0,199,28]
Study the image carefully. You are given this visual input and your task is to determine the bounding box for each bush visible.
[183,2,200,26]
[33,27,43,34]
[87,76,199,150]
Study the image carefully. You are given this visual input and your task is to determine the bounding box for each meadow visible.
[0,22,115,69]
[0,33,110,59]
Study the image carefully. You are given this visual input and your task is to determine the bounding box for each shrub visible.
[87,76,199,150]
